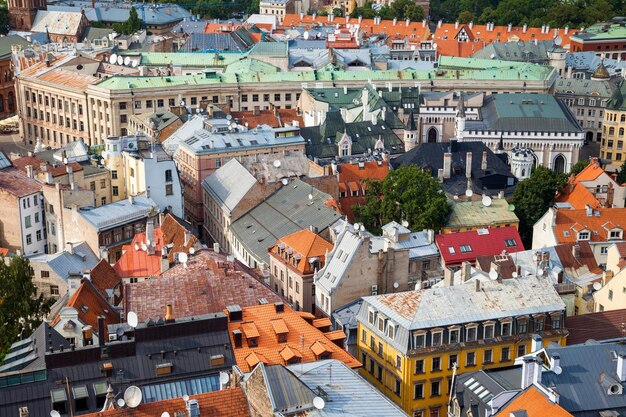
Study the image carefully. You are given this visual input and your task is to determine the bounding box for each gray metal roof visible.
[555,77,616,99]
[27,242,99,280]
[287,359,410,417]
[202,159,258,215]
[262,363,316,414]
[315,227,364,293]
[229,178,342,266]
[358,275,566,354]
[77,194,158,231]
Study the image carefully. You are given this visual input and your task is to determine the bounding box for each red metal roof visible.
[435,226,524,267]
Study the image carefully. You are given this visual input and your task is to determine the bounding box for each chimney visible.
[551,353,560,371]
[18,407,29,417]
[165,304,174,322]
[572,244,580,258]
[25,165,34,179]
[97,316,105,347]
[128,195,135,205]
[618,353,626,382]
[393,17,397,26]
[455,21,459,29]
[465,151,472,179]
[461,261,472,283]
[585,204,593,216]
[443,153,452,179]
[227,304,243,322]
[531,334,542,352]
[523,24,527,33]
[422,19,426,27]
[146,219,155,244]
[186,399,200,417]
[67,165,75,189]
[427,229,434,244]
[437,168,444,182]
[481,151,488,170]
[443,267,454,286]
[45,171,53,184]
[406,18,410,27]
[508,23,512,32]
[82,325,94,345]
[469,21,473,29]
[521,356,542,388]
[438,20,442,28]
[475,279,481,292]
[564,25,569,34]
[275,302,285,313]
[371,113,377,125]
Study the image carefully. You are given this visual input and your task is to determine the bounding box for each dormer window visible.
[413,331,426,348]
[448,327,460,344]
[483,322,495,339]
[500,320,512,337]
[368,309,375,325]
[466,325,477,342]
[431,329,443,347]
[378,316,386,333]
[610,230,623,240]
[388,323,395,340]
[577,230,590,241]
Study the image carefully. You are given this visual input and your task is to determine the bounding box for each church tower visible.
[454,92,466,140]
[403,112,418,152]
[8,0,46,31]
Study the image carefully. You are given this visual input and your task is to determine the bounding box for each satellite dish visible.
[182,394,190,402]
[189,247,195,255]
[313,397,325,410]
[360,224,365,232]
[489,269,499,280]
[117,55,124,65]
[116,326,124,338]
[273,160,281,168]
[512,271,518,278]
[178,252,188,264]
[219,371,230,385]
[508,204,516,211]
[465,189,473,198]
[553,365,562,375]
[393,282,399,289]
[490,53,496,59]
[117,399,125,408]
[308,194,313,200]
[554,35,562,46]
[51,411,61,417]
[124,386,143,408]
[131,61,138,68]
[401,220,409,227]
[109,53,118,64]
[537,269,544,277]
[134,243,139,251]
[127,311,138,328]
[141,243,148,251]
[281,178,288,186]
[161,413,171,417]
[482,195,492,207]
[124,56,131,66]
[433,42,438,49]
[593,282,602,291]
[304,30,310,40]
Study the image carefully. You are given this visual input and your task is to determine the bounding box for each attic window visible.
[504,239,517,247]
[459,245,472,253]
[156,362,173,375]
[577,231,590,241]
[210,354,225,366]
[448,247,456,254]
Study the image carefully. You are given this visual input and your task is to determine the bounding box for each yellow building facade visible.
[356,275,568,417]
[601,82,626,171]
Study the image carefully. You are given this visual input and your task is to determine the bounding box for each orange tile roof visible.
[575,159,605,182]
[324,329,347,341]
[203,22,241,33]
[270,318,289,334]
[495,386,573,417]
[434,38,485,57]
[83,387,251,417]
[269,228,333,274]
[159,213,200,263]
[555,182,601,210]
[553,207,626,243]
[228,303,361,372]
[312,317,332,328]
[282,14,431,43]
[230,108,304,129]
[51,279,120,338]
[89,259,122,300]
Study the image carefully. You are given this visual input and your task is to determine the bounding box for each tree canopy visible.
[616,161,626,185]
[353,165,451,234]
[112,6,143,35]
[569,159,589,177]
[511,166,567,247]
[0,256,54,362]
[0,1,9,36]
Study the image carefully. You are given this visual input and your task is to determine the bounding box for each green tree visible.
[0,2,9,36]
[0,256,54,361]
[332,7,345,17]
[354,165,451,234]
[353,3,377,18]
[511,166,567,247]
[616,161,626,184]
[569,159,589,176]
[458,10,475,23]
[126,6,142,33]
[389,0,425,21]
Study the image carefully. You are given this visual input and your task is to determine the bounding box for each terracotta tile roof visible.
[436,226,524,266]
[565,308,626,345]
[575,160,605,182]
[125,249,281,321]
[434,38,484,57]
[113,214,199,278]
[51,279,120,338]
[89,259,122,298]
[83,387,251,417]
[230,109,304,129]
[553,241,603,275]
[204,22,241,33]
[553,207,626,243]
[555,182,601,210]
[495,385,574,417]
[269,229,333,274]
[37,68,99,90]
[0,166,42,197]
[13,155,84,177]
[228,303,361,372]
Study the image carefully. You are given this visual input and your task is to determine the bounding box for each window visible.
[466,326,477,342]
[388,324,395,340]
[130,168,135,177]
[449,329,459,344]
[459,244,472,253]
[432,356,441,371]
[535,317,544,332]
[466,351,476,366]
[484,349,493,364]
[112,170,118,180]
[396,355,402,369]
[252,94,259,102]
[50,285,59,295]
[431,331,442,346]
[190,97,197,105]
[36,230,42,241]
[100,179,106,189]
[552,315,562,329]
[501,322,512,336]
[165,169,173,182]
[609,289,614,300]
[368,310,375,324]
[431,380,441,396]
[119,102,127,110]
[361,329,366,342]
[415,359,424,374]
[449,354,457,369]
[26,234,32,245]
[25,215,32,228]
[90,181,96,191]
[112,186,119,196]
[610,230,622,239]
[504,238,517,247]
[394,378,401,396]
[414,333,425,348]
[501,346,510,361]
[166,184,173,196]
[134,100,141,109]
[518,320,528,334]
[241,94,248,102]
[120,114,127,123]
[577,231,590,241]
[414,383,424,399]
[169,98,176,106]
[157,99,164,107]
[484,324,494,339]
[378,342,383,357]
[41,270,50,278]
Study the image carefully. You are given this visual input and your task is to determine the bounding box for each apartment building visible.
[356,271,567,416]
[601,80,626,170]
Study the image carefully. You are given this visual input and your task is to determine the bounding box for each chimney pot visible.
[466,151,473,179]
[618,353,626,382]
[18,407,29,417]
[165,304,174,322]
[97,316,105,347]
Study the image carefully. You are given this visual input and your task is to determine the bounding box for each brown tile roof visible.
[0,166,42,197]
[89,259,122,298]
[37,68,99,89]
[125,249,281,321]
[269,229,333,274]
[565,308,626,345]
[553,241,603,275]
[13,155,83,178]
[495,385,573,417]
[51,279,120,338]
[83,387,250,417]
[230,109,304,129]
[160,213,199,263]
[228,303,361,372]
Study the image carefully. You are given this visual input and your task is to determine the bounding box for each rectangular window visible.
[274,93,281,101]
[518,320,527,334]
[414,359,424,374]
[517,344,526,357]
[169,98,176,106]
[241,94,248,102]
[431,331,442,346]
[165,169,173,182]
[50,285,59,295]
[112,186,119,196]
[535,318,544,332]
[431,380,441,397]
[90,181,96,191]
[501,347,510,362]
[484,349,493,364]
[449,329,459,344]
[501,322,511,336]
[190,97,197,105]
[504,238,517,247]
[100,179,106,189]
[449,354,457,369]
[112,170,118,180]
[25,215,32,228]
[252,94,259,102]
[157,99,164,107]
[552,316,562,329]
[165,184,173,196]
[285,93,292,101]
[459,244,472,253]
[466,351,476,366]
[134,100,141,109]
[466,327,477,341]
[36,230,42,241]
[414,383,424,399]
[41,270,50,278]
[432,356,441,371]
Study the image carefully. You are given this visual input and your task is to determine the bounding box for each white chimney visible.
[443,152,452,179]
[406,18,410,27]
[67,242,75,255]
[146,219,155,245]
[455,21,459,29]
[523,24,527,33]
[466,151,472,179]
[481,151,488,170]
[508,23,512,32]
[18,407,29,417]
[25,165,34,179]
[393,17,397,26]
[618,353,626,382]
[564,26,569,34]
[422,19,426,27]
[521,357,542,389]
[531,334,542,352]
[461,261,472,283]
[551,353,560,371]
[469,21,473,29]
[438,20,442,28]
[371,114,377,125]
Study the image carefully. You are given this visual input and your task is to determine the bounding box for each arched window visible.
[427,127,438,143]
[620,128,624,137]
[553,154,566,174]
[621,114,626,122]
[609,127,616,136]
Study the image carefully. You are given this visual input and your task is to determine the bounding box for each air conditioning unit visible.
[371,285,378,295]
[108,333,118,342]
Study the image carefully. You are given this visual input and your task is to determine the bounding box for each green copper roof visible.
[124,51,246,67]
[94,56,554,91]
[248,41,288,57]
[224,58,279,74]
[607,80,626,111]
[571,23,626,42]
